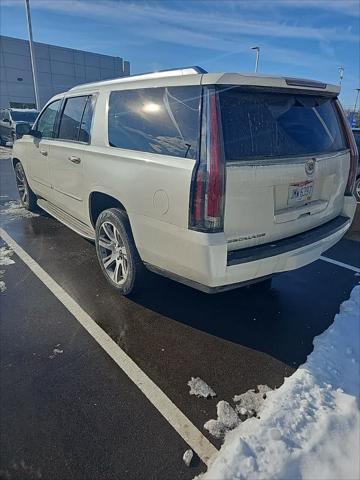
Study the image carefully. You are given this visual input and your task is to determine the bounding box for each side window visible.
[58,96,89,142]
[108,86,201,159]
[37,100,61,138]
[78,96,94,143]
[0,111,4,121]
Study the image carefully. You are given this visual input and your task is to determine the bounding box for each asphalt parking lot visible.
[0,148,359,479]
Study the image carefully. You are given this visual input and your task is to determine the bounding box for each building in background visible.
[0,35,130,109]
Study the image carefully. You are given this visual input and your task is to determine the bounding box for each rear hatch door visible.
[218,87,349,251]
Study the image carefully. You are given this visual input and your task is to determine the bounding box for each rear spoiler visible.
[201,73,340,95]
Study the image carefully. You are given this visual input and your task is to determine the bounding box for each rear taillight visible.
[190,87,225,232]
[335,99,358,195]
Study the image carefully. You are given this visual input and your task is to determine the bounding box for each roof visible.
[66,65,339,96]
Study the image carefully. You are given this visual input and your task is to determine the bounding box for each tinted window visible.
[108,86,201,158]
[11,111,39,123]
[218,88,346,161]
[58,96,89,142]
[37,100,61,138]
[78,96,94,143]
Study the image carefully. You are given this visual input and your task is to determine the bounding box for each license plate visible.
[288,181,313,206]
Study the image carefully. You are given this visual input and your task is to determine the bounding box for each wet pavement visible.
[1,152,359,479]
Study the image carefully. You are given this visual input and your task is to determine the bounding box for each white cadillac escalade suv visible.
[12,67,358,295]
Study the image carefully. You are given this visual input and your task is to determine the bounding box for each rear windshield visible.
[218,87,346,161]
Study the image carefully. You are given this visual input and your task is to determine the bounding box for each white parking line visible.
[320,255,360,274]
[0,227,218,465]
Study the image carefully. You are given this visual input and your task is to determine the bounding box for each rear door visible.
[50,94,95,222]
[218,88,349,251]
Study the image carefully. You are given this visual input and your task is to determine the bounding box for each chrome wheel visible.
[98,221,129,285]
[15,164,28,205]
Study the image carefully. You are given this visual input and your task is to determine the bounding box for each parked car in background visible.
[0,108,39,146]
[352,128,360,201]
[11,67,358,295]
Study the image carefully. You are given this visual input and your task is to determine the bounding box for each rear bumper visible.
[227,215,350,266]
[132,196,356,293]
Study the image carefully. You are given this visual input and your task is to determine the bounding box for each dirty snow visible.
[204,401,240,439]
[0,146,11,160]
[202,286,360,480]
[0,274,6,293]
[233,384,272,418]
[0,245,15,294]
[0,200,38,220]
[183,449,193,467]
[0,246,15,266]
[188,377,216,398]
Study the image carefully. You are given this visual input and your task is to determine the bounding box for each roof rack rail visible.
[70,66,207,91]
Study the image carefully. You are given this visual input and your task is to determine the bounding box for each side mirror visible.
[30,129,42,139]
[15,122,31,139]
[3,118,10,123]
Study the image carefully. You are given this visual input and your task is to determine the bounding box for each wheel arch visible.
[89,191,128,228]
[12,157,21,169]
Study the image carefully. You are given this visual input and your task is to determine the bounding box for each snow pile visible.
[202,286,360,480]
[0,200,38,220]
[188,377,216,398]
[0,245,15,293]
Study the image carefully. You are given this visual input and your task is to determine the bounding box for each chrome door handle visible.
[68,155,81,164]
[40,149,48,156]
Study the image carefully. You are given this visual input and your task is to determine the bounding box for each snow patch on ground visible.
[0,200,39,220]
[49,344,64,359]
[183,449,193,467]
[0,245,15,294]
[202,286,360,480]
[188,377,216,398]
[204,401,240,439]
[0,275,6,293]
[0,246,15,266]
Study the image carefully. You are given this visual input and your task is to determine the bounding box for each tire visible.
[14,161,38,211]
[249,277,273,292]
[355,177,360,202]
[95,208,146,296]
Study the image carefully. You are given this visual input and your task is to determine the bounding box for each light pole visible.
[353,88,360,128]
[353,88,360,113]
[24,0,40,109]
[251,46,260,73]
[338,66,344,86]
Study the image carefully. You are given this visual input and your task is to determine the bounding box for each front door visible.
[27,99,62,200]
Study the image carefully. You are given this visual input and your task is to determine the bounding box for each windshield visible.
[218,87,346,161]
[11,111,39,123]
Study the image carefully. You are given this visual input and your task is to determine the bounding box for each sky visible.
[0,0,359,106]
